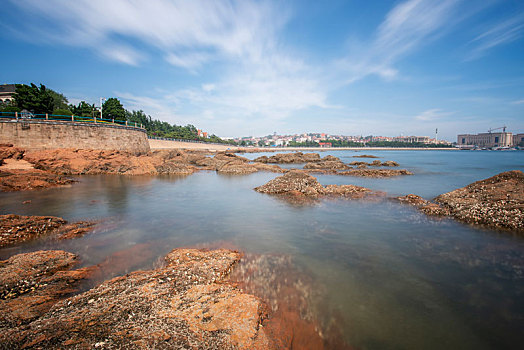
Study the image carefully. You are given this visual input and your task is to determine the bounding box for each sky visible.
[1,0,523,140]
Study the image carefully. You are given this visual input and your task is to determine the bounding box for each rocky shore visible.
[0,248,283,349]
[395,171,524,233]
[0,215,95,248]
[255,170,382,200]
[436,170,524,232]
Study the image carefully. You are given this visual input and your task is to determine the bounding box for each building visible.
[0,84,16,103]
[513,133,524,147]
[457,132,513,148]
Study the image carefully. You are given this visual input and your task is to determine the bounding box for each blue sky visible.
[1,0,523,140]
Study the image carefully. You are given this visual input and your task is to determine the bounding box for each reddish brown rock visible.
[254,170,325,197]
[304,160,350,171]
[0,215,95,248]
[255,170,379,201]
[217,161,258,175]
[254,152,321,164]
[0,248,274,350]
[0,169,75,192]
[395,194,450,216]
[435,170,524,232]
[252,162,286,173]
[339,169,413,177]
[352,154,378,158]
[0,250,96,329]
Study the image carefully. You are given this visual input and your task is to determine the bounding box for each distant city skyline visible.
[1,0,523,141]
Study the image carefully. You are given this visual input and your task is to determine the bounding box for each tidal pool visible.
[1,150,523,349]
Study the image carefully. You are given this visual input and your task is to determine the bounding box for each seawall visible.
[0,119,150,153]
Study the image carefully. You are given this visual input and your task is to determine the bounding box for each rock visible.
[254,170,325,196]
[254,170,380,201]
[154,161,195,175]
[349,161,368,166]
[0,249,274,350]
[255,152,321,164]
[0,215,95,248]
[303,160,350,171]
[339,169,413,177]
[370,160,382,166]
[352,154,378,158]
[0,144,25,163]
[395,194,450,216]
[435,170,524,232]
[252,162,286,173]
[0,169,75,192]
[0,250,96,329]
[217,161,258,175]
[381,160,399,167]
[323,184,376,199]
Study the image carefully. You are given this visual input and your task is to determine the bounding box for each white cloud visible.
[512,99,524,105]
[467,13,524,60]
[415,108,454,121]
[337,0,462,83]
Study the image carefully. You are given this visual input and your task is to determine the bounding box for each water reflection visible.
[0,151,523,349]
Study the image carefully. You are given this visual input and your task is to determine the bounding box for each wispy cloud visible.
[415,108,454,121]
[337,0,462,83]
[512,99,524,105]
[467,13,524,60]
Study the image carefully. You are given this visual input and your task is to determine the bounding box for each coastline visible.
[148,139,458,152]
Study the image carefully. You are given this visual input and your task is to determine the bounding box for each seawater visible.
[1,150,523,349]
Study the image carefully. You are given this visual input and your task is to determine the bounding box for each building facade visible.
[457,132,514,148]
[513,133,524,147]
[0,84,16,103]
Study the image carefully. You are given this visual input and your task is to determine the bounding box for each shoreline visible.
[149,139,458,152]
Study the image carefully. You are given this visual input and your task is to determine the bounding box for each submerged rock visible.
[0,248,274,349]
[0,169,75,192]
[339,169,412,177]
[395,194,450,216]
[435,170,524,233]
[352,154,378,158]
[0,214,95,248]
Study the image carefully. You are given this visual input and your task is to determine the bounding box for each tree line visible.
[0,83,233,144]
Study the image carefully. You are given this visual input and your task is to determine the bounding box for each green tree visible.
[102,98,126,121]
[13,83,54,114]
[48,89,70,112]
[70,101,96,118]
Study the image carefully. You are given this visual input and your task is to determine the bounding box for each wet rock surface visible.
[395,194,450,216]
[0,250,96,329]
[0,248,274,350]
[352,154,378,158]
[255,170,379,201]
[435,170,524,233]
[0,215,95,248]
[254,152,322,164]
[0,169,75,192]
[339,169,413,177]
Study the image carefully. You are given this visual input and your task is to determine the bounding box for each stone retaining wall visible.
[0,120,150,153]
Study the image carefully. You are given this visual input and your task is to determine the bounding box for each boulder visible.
[254,170,325,196]
[435,170,524,232]
[0,169,75,192]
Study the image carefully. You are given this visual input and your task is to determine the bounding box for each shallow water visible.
[1,150,523,349]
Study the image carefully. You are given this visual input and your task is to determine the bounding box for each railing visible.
[148,135,237,147]
[0,111,145,129]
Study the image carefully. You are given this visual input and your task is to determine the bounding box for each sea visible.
[1,149,523,349]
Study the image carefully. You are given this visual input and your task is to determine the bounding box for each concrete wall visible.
[0,120,150,153]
